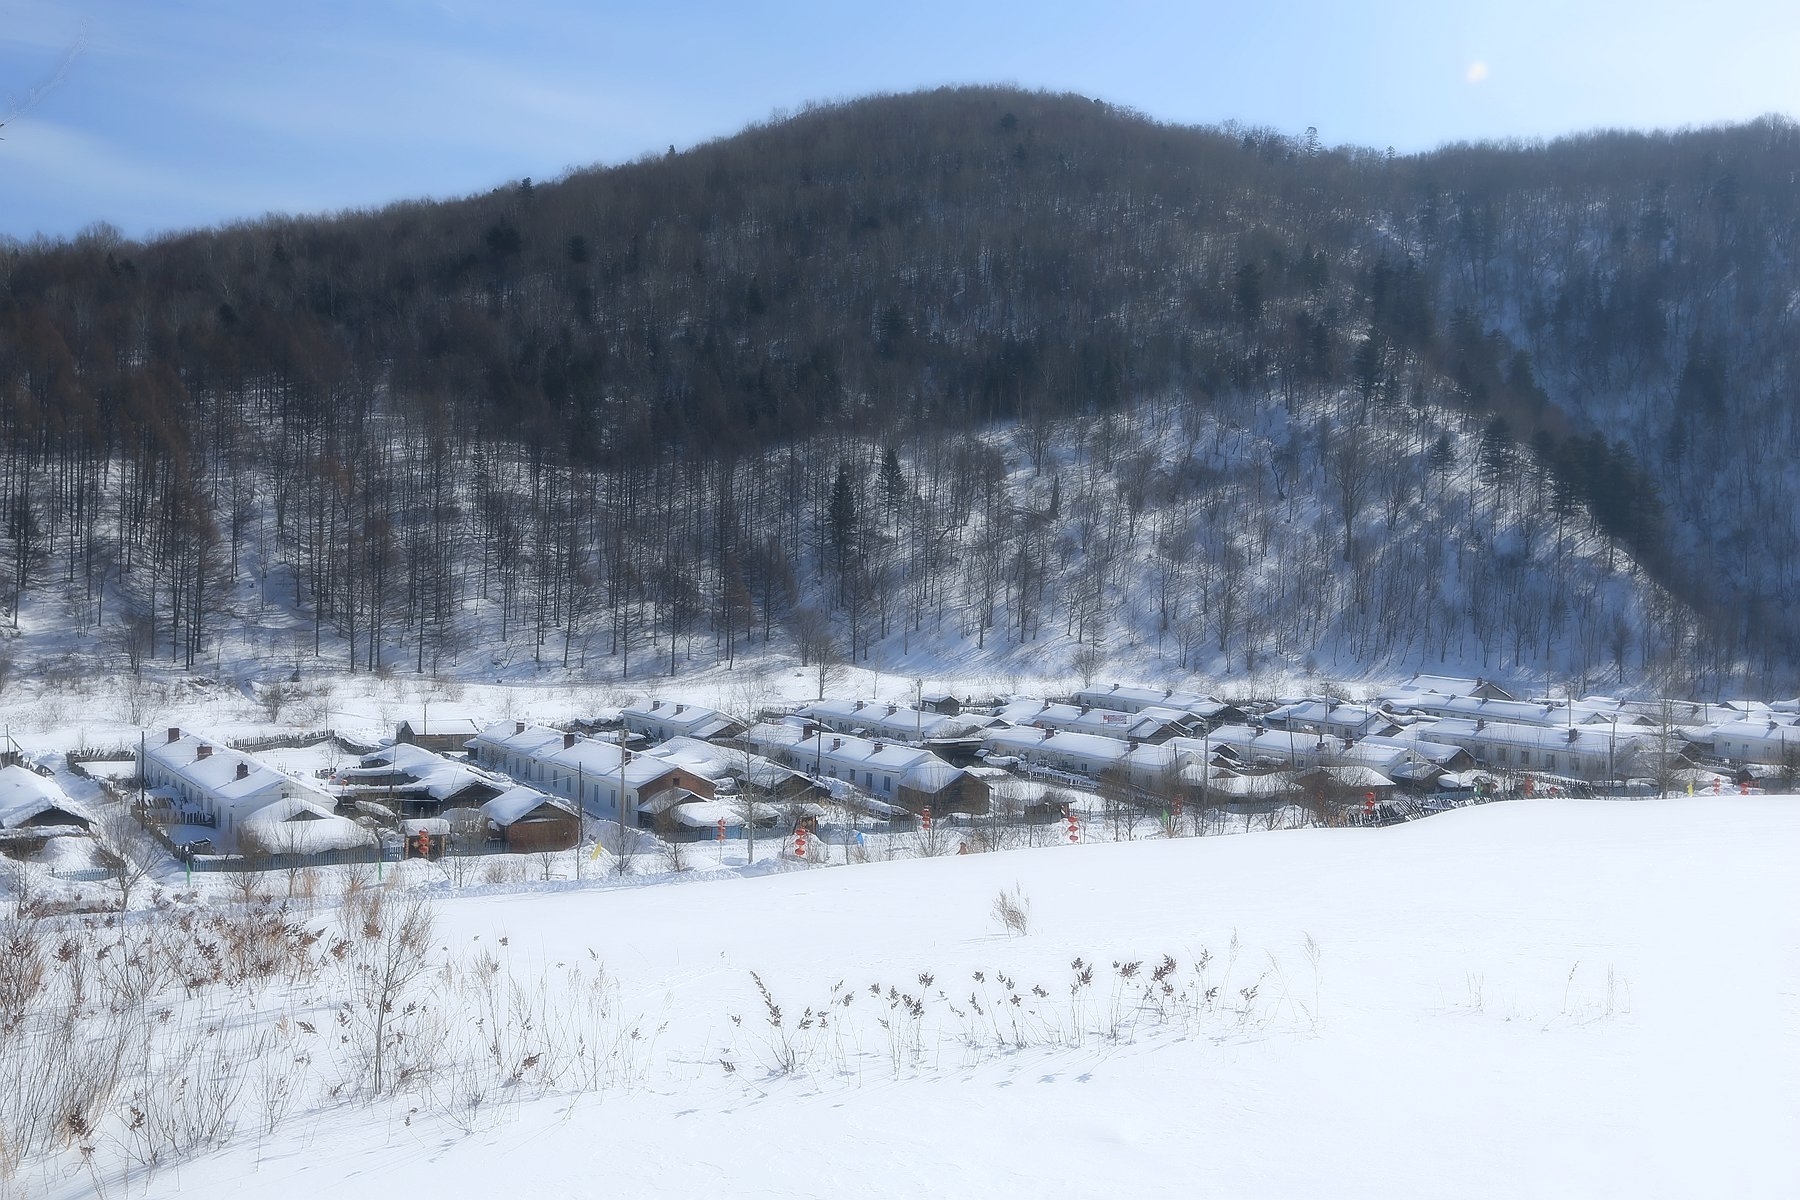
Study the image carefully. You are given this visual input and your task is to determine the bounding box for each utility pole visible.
[617,725,629,875]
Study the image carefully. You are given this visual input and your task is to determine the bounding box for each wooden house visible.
[479,786,581,853]
[0,765,95,859]
[394,709,485,753]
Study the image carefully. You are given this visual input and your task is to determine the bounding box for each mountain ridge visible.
[1,86,1795,691]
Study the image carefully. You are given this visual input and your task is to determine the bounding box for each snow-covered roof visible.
[340,743,509,800]
[469,721,568,760]
[796,732,938,772]
[0,765,93,829]
[1427,717,1647,755]
[1388,674,1517,702]
[642,737,799,792]
[240,796,377,854]
[480,785,577,827]
[899,761,966,795]
[667,799,782,828]
[994,698,1181,741]
[745,720,813,753]
[982,726,1132,764]
[1200,770,1301,797]
[396,706,485,737]
[1710,716,1800,737]
[1070,686,1232,718]
[1390,694,1567,726]
[1297,764,1396,790]
[1264,699,1393,734]
[795,698,963,741]
[144,730,336,815]
[621,700,741,741]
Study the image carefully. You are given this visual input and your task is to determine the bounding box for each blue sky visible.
[4,1,1797,241]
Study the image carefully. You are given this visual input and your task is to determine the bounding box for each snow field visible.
[3,795,1791,1198]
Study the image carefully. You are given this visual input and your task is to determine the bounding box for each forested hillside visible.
[1,87,1796,691]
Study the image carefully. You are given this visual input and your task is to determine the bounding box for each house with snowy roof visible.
[994,699,1195,744]
[1421,718,1646,780]
[333,743,509,817]
[1261,699,1400,741]
[0,765,95,858]
[393,707,486,753]
[471,721,719,826]
[478,786,580,853]
[793,698,977,743]
[1708,717,1800,767]
[620,700,745,744]
[1293,764,1398,801]
[640,736,821,805]
[982,726,1134,779]
[1385,674,1517,703]
[142,728,341,850]
[786,733,988,815]
[237,796,377,859]
[1069,686,1247,728]
[1390,693,1568,727]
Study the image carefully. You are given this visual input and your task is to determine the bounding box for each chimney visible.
[196,744,212,760]
[887,704,897,716]
[854,700,865,711]
[515,720,526,734]
[236,762,249,780]
[167,727,181,744]
[873,741,884,753]
[564,732,577,749]
[675,703,685,714]
[1567,728,1579,743]
[832,737,843,751]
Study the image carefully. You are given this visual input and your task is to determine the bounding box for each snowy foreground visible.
[20,797,1800,1199]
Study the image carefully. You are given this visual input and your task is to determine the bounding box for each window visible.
[1519,751,1530,766]
[883,775,892,793]
[1545,755,1556,771]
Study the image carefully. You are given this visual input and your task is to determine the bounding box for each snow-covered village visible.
[0,663,1790,1197]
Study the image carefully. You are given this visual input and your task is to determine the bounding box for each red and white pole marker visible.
[1066,808,1080,843]
[794,825,809,860]
[921,805,933,833]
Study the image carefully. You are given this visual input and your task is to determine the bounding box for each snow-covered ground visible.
[8,795,1793,1199]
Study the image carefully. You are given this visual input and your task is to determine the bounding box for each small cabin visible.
[480,787,581,853]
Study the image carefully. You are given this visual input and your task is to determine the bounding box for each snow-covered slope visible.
[28,796,1793,1200]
